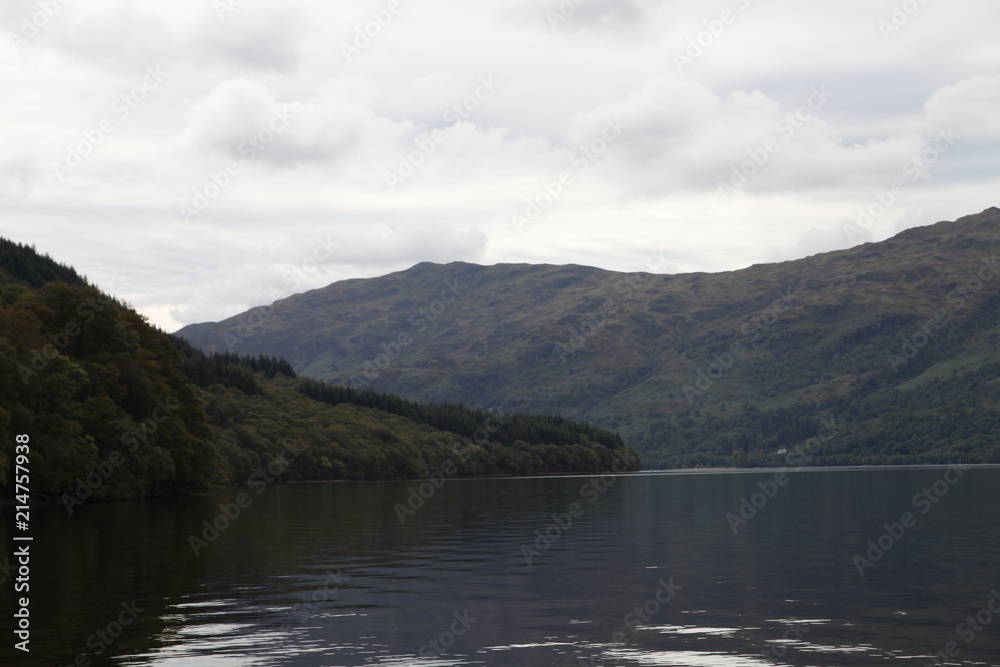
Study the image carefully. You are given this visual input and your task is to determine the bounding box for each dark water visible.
[4,466,1000,666]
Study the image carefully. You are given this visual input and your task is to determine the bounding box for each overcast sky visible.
[2,1,998,332]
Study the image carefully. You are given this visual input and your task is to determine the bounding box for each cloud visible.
[0,157,39,197]
[192,4,305,72]
[789,223,875,261]
[179,80,282,154]
[147,217,489,330]
[1,0,998,332]
[924,76,1000,138]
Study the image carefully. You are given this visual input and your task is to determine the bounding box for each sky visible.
[1,0,999,333]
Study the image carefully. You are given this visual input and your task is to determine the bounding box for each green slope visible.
[0,242,640,505]
[177,207,1000,467]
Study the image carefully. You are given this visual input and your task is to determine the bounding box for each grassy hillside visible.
[178,207,1000,467]
[0,242,640,505]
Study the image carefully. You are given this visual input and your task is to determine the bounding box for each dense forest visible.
[639,286,1000,468]
[643,358,1000,469]
[0,238,89,289]
[0,239,640,505]
[297,379,627,452]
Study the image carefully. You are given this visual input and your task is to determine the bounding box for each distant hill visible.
[0,240,640,505]
[177,207,1000,468]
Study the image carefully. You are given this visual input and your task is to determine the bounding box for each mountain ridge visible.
[177,207,1000,467]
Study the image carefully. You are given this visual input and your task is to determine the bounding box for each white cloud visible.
[924,75,1000,138]
[0,0,998,332]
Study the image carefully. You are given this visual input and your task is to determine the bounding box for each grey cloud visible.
[191,4,304,72]
[2,0,1000,331]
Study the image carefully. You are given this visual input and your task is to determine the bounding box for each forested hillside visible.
[178,208,1000,467]
[0,238,88,289]
[0,241,639,504]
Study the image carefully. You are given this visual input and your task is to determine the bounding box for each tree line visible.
[0,238,640,505]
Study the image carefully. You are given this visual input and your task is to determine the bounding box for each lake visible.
[4,466,1000,666]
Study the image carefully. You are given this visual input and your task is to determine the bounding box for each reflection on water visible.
[4,467,1000,666]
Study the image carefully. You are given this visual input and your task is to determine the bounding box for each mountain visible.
[177,207,1000,468]
[0,241,640,505]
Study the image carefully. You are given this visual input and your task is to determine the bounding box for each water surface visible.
[4,466,999,666]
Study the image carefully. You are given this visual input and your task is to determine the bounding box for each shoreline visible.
[7,462,997,509]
